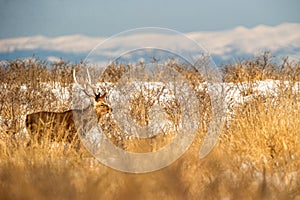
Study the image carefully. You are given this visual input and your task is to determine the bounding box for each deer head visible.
[73,68,112,120]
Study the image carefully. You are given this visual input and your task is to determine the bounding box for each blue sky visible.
[0,0,299,39]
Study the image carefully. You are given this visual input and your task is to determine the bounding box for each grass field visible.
[0,53,300,199]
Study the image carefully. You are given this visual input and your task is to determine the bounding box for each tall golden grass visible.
[0,53,299,199]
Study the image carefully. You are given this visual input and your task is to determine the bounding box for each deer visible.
[25,68,112,147]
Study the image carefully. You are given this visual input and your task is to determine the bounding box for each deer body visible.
[26,110,74,143]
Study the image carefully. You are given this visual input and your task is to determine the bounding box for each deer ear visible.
[95,93,101,102]
[100,92,107,99]
[95,93,107,102]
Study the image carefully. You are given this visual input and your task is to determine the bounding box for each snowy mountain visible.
[0,23,299,66]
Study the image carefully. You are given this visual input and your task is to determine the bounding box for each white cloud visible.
[0,35,105,53]
[47,56,61,63]
[188,23,300,57]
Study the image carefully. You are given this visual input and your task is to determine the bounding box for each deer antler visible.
[86,67,101,96]
[73,68,100,98]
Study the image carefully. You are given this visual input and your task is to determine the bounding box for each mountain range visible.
[0,23,299,66]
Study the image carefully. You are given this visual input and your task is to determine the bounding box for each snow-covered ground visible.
[0,79,299,136]
[24,79,300,113]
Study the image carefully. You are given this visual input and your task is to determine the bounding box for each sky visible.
[0,0,299,39]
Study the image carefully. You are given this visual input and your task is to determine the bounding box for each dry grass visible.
[0,54,300,199]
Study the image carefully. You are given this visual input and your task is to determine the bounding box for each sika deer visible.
[25,69,111,146]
